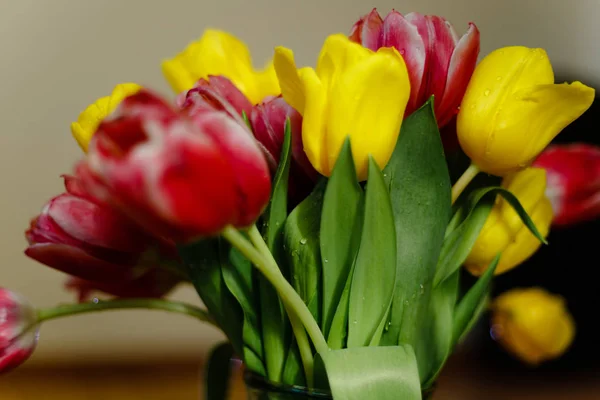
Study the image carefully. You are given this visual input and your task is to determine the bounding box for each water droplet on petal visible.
[484,89,491,96]
[496,76,502,81]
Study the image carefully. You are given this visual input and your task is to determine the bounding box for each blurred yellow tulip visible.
[465,168,553,275]
[491,288,575,365]
[274,34,410,181]
[162,29,279,104]
[71,83,142,152]
[457,46,594,176]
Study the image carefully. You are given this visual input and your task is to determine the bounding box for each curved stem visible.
[222,226,328,357]
[451,163,480,204]
[37,298,216,325]
[247,225,315,387]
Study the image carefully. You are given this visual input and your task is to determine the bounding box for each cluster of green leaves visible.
[178,99,546,400]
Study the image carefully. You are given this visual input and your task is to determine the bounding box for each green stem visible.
[247,225,315,388]
[221,226,328,358]
[37,298,216,325]
[451,163,480,204]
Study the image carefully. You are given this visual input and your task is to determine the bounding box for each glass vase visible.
[243,370,436,400]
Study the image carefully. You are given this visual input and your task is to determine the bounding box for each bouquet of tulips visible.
[2,7,599,400]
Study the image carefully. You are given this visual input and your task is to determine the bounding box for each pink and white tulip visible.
[0,289,38,373]
[349,9,480,128]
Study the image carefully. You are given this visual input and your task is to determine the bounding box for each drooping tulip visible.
[464,168,553,275]
[349,9,480,128]
[0,289,38,373]
[534,143,600,226]
[491,288,575,365]
[274,34,410,181]
[457,46,595,176]
[162,29,280,104]
[71,83,142,152]
[78,90,271,241]
[25,175,183,295]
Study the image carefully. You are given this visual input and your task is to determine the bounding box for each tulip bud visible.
[274,34,410,181]
[251,96,319,204]
[457,46,595,176]
[162,29,280,104]
[71,83,142,152]
[465,168,553,275]
[533,144,600,226]
[79,90,271,241]
[491,288,575,365]
[349,9,480,128]
[0,289,38,373]
[179,75,253,122]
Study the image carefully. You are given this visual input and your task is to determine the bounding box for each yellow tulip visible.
[273,34,410,181]
[465,167,553,275]
[71,83,142,152]
[162,29,280,104]
[491,288,575,365]
[457,46,595,176]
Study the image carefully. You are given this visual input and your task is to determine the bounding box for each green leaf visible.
[259,118,293,381]
[420,272,460,389]
[327,262,355,349]
[178,240,244,357]
[320,138,364,339]
[241,110,253,132]
[380,100,452,382]
[434,186,547,287]
[221,243,265,374]
[284,180,326,325]
[348,157,397,347]
[453,253,500,344]
[281,340,306,386]
[205,342,234,400]
[316,345,422,400]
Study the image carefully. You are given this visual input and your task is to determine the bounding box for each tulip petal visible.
[273,46,307,114]
[316,34,372,93]
[380,11,426,114]
[25,243,136,282]
[71,83,142,152]
[420,16,458,116]
[162,29,274,103]
[438,23,480,127]
[349,8,384,51]
[327,47,410,180]
[475,82,594,175]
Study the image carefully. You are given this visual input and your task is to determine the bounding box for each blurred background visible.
[0,0,598,398]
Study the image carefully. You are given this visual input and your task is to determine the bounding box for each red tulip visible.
[80,90,271,241]
[250,96,319,204]
[24,175,180,284]
[349,8,480,128]
[0,289,38,373]
[533,144,600,226]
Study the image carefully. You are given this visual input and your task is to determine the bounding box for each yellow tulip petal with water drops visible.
[71,83,142,152]
[162,29,280,104]
[458,46,595,176]
[274,34,410,180]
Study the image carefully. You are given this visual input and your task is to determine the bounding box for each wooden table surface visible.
[0,358,597,400]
